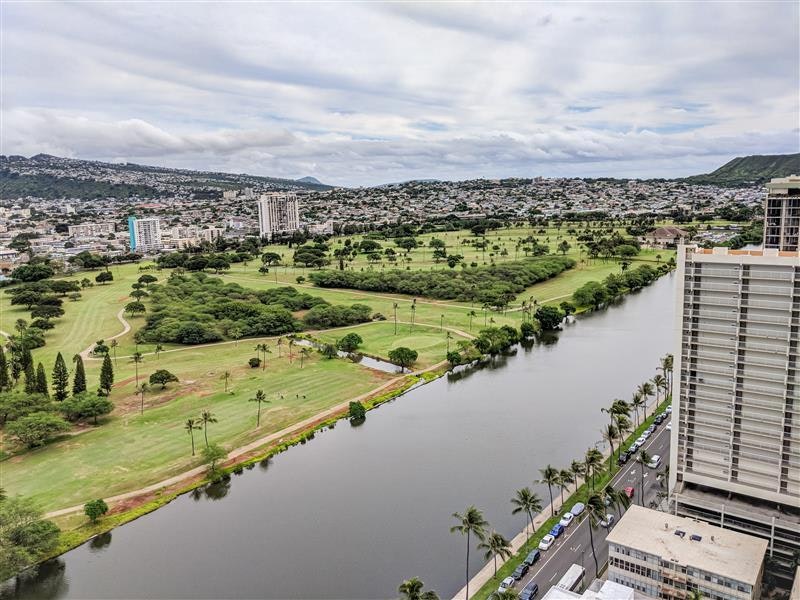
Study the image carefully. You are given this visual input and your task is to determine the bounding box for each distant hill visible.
[296,176,324,185]
[683,153,800,187]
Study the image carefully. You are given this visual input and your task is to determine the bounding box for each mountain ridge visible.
[683,153,800,187]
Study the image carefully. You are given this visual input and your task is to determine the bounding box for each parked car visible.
[570,502,585,516]
[642,430,651,440]
[647,425,656,434]
[519,581,539,600]
[629,441,640,452]
[523,550,541,567]
[636,435,647,446]
[617,451,630,466]
[549,523,565,538]
[559,512,574,528]
[654,415,664,425]
[647,454,662,469]
[512,563,529,581]
[538,534,555,551]
[666,405,672,413]
[600,514,616,528]
[498,576,515,594]
[666,422,672,431]
[624,486,635,498]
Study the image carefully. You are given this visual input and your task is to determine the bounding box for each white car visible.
[570,502,585,516]
[666,405,672,413]
[498,577,515,593]
[539,534,556,551]
[600,514,615,528]
[636,435,647,446]
[642,429,651,440]
[559,512,575,527]
[666,422,672,431]
[647,455,662,469]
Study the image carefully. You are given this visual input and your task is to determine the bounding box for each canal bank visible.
[5,274,676,600]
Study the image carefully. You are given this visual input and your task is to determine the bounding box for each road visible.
[506,415,672,596]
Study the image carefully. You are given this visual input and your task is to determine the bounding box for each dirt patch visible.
[112,383,204,416]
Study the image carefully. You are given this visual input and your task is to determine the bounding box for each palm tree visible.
[638,381,655,421]
[603,485,631,519]
[185,418,201,456]
[200,410,217,448]
[254,343,271,371]
[131,351,143,387]
[299,347,312,368]
[249,389,270,427]
[630,391,644,429]
[615,414,632,442]
[660,354,674,391]
[110,339,118,366]
[277,337,284,358]
[410,300,417,330]
[467,310,477,332]
[569,460,586,493]
[288,339,296,363]
[450,506,488,600]
[221,370,231,392]
[538,465,559,515]
[584,448,604,490]
[559,469,574,504]
[601,422,619,471]
[393,302,399,335]
[636,450,652,506]
[155,344,164,360]
[687,590,703,600]
[489,592,518,600]
[584,492,606,578]
[511,487,542,541]
[652,374,667,403]
[138,382,148,414]
[398,577,439,600]
[479,530,512,579]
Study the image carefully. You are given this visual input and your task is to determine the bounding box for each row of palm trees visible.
[401,354,675,600]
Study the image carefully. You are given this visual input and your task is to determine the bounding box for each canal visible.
[5,274,676,600]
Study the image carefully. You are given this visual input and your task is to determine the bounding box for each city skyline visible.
[2,2,798,186]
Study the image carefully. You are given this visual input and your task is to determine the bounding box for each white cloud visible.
[1,2,797,185]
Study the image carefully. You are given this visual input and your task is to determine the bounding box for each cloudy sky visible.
[2,2,798,186]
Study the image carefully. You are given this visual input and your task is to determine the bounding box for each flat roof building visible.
[257,192,300,240]
[607,506,767,599]
[127,216,162,254]
[764,175,800,251]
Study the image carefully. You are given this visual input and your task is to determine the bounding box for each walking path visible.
[78,308,131,359]
[451,394,663,600]
[44,359,449,519]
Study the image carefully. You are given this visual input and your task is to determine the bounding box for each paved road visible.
[504,415,672,596]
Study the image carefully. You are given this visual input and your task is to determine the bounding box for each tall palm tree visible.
[398,577,439,600]
[110,339,119,366]
[660,354,674,391]
[638,381,655,421]
[299,347,312,368]
[601,423,619,471]
[467,310,477,332]
[138,382,148,415]
[652,374,667,403]
[615,414,632,442]
[584,492,606,578]
[630,391,644,429]
[221,370,231,392]
[511,487,542,541]
[559,469,574,504]
[393,303,399,335]
[254,343,271,371]
[584,448,604,490]
[450,506,489,600]
[288,339,296,363]
[249,389,270,427]
[636,450,652,506]
[200,410,217,448]
[538,465,559,515]
[131,351,143,387]
[185,418,201,456]
[570,460,586,492]
[603,485,631,519]
[478,531,512,578]
[277,337,284,358]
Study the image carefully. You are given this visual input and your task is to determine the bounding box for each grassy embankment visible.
[471,397,672,600]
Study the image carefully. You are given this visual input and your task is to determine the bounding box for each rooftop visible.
[766,174,800,191]
[689,246,800,259]
[542,579,639,600]
[606,506,767,585]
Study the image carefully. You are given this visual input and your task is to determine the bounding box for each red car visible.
[624,486,635,499]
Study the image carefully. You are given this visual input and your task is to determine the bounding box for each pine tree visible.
[52,352,70,402]
[21,346,33,371]
[0,346,9,391]
[100,353,114,395]
[23,361,36,394]
[36,362,49,396]
[72,354,87,395]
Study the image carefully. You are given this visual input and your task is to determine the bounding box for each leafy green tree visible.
[99,353,114,395]
[84,499,109,523]
[573,281,608,309]
[185,418,202,456]
[0,347,9,391]
[559,301,576,316]
[249,389,270,427]
[511,487,542,541]
[35,363,48,396]
[478,530,512,578]
[52,352,69,401]
[397,577,439,600]
[557,240,571,255]
[535,306,564,330]
[0,392,52,426]
[95,271,113,285]
[60,393,113,424]
[200,410,217,447]
[125,301,146,316]
[320,343,338,359]
[11,263,54,282]
[538,465,559,516]
[202,442,227,477]
[450,506,488,600]
[348,400,366,423]
[148,369,179,389]
[138,274,158,286]
[7,411,71,448]
[388,347,418,369]
[0,495,60,580]
[336,332,363,353]
[23,361,36,394]
[72,354,87,395]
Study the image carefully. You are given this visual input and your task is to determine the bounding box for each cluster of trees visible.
[67,251,142,269]
[0,349,114,448]
[0,490,60,580]
[137,272,373,345]
[573,264,668,309]
[124,273,157,317]
[308,256,575,307]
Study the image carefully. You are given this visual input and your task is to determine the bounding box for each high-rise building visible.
[257,192,300,240]
[669,178,800,578]
[763,175,800,251]
[127,216,162,253]
[606,506,767,600]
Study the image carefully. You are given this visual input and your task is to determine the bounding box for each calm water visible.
[6,275,675,600]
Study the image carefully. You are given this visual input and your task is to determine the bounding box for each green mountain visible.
[684,153,800,187]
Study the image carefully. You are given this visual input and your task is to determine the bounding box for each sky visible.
[1,2,799,187]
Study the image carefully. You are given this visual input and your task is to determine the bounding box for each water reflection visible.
[88,532,112,552]
[0,560,67,600]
